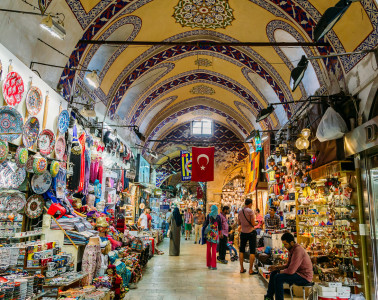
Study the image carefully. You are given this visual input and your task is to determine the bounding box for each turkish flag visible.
[191,147,215,182]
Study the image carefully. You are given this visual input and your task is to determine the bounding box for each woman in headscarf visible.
[168,207,183,256]
[203,205,222,270]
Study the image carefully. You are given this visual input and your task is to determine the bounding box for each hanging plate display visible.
[26,155,35,173]
[15,147,28,167]
[38,129,55,156]
[14,168,26,188]
[55,135,66,160]
[31,171,52,194]
[26,86,43,116]
[57,110,69,133]
[2,71,24,106]
[33,156,47,174]
[0,141,8,163]
[50,160,60,178]
[6,193,26,212]
[23,117,40,147]
[25,194,44,219]
[0,106,23,142]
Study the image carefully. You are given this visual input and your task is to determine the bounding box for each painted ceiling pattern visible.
[173,0,235,29]
[53,0,377,184]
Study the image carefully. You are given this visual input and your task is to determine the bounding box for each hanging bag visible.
[316,107,348,142]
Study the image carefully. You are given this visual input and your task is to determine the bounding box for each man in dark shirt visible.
[264,206,281,230]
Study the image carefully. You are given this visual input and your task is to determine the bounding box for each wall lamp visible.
[29,61,100,89]
[314,0,360,42]
[290,48,376,92]
[255,97,325,123]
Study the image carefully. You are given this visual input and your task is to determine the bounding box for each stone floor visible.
[125,237,301,300]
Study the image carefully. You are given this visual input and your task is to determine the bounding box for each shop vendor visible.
[264,206,281,230]
[264,232,313,300]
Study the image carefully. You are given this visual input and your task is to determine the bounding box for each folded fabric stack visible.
[63,230,98,246]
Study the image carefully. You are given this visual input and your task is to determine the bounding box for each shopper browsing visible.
[218,206,230,264]
[238,198,258,275]
[145,208,152,230]
[255,208,264,235]
[264,232,313,300]
[264,206,281,230]
[184,209,194,240]
[168,207,183,256]
[193,208,205,244]
[137,209,149,230]
[165,208,172,236]
[203,205,222,270]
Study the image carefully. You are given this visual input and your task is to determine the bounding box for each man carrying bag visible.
[238,198,258,275]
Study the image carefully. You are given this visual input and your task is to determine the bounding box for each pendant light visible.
[256,105,275,122]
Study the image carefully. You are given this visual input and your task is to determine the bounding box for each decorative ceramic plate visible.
[0,106,23,142]
[2,72,24,106]
[23,117,40,147]
[15,147,28,167]
[6,193,26,212]
[26,155,35,173]
[38,129,55,156]
[55,135,66,160]
[50,160,60,178]
[31,171,52,194]
[57,110,69,133]
[26,86,43,116]
[25,195,44,219]
[33,156,47,174]
[15,167,26,187]
[0,141,8,163]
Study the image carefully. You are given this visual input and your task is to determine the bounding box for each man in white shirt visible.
[138,209,148,230]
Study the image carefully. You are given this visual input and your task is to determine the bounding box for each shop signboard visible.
[180,151,192,181]
[136,154,150,183]
[160,205,170,212]
[344,116,378,156]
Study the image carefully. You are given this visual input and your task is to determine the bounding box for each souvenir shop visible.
[0,43,163,299]
[248,101,370,299]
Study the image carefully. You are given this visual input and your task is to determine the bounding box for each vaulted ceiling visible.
[1,0,376,170]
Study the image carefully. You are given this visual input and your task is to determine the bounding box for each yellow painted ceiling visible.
[80,0,101,14]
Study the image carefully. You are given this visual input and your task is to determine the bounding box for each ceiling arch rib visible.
[108,39,296,119]
[140,96,257,139]
[124,70,277,129]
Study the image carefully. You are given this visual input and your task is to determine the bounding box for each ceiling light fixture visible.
[290,49,376,92]
[40,15,66,40]
[80,104,96,118]
[314,0,357,42]
[85,71,100,89]
[256,104,275,122]
[134,127,146,142]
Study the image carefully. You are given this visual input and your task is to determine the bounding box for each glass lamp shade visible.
[295,137,305,150]
[301,128,311,138]
[302,138,310,149]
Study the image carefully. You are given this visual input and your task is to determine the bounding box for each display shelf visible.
[31,291,48,299]
[14,232,43,238]
[43,272,88,287]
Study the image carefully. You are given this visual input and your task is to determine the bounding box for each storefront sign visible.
[344,116,378,157]
[126,170,136,179]
[180,151,192,181]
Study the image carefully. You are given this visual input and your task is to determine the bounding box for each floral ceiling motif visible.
[173,0,234,30]
[195,58,213,67]
[190,84,215,95]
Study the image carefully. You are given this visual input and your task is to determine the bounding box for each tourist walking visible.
[203,205,221,270]
[168,207,183,256]
[238,198,258,275]
[184,209,194,240]
[218,206,230,264]
[193,208,205,244]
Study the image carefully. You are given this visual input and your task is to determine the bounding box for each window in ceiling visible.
[191,119,213,136]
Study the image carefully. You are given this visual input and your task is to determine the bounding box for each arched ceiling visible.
[1,0,376,165]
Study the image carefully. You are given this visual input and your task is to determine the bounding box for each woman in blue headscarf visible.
[168,207,183,256]
[203,205,222,270]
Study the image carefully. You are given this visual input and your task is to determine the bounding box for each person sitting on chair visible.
[264,232,313,300]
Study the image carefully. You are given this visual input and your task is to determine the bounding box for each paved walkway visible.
[125,237,283,300]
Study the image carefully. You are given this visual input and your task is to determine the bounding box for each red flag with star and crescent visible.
[191,147,215,182]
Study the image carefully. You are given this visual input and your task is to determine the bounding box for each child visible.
[227,241,239,261]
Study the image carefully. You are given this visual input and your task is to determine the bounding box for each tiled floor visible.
[125,237,300,300]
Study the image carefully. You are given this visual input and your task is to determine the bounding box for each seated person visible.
[265,232,313,300]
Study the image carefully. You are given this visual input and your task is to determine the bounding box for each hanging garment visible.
[68,142,82,191]
[83,149,91,195]
[97,159,103,182]
[78,133,86,192]
[82,244,101,285]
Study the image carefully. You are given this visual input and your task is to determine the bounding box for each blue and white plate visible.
[31,171,52,194]
[0,106,23,142]
[57,110,69,133]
